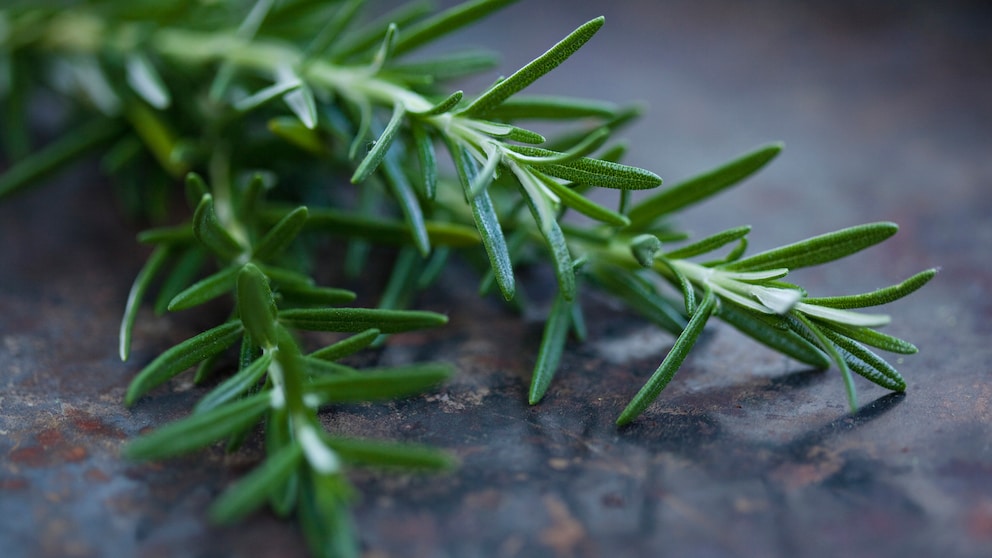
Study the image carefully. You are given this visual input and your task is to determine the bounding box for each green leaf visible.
[386,49,500,81]
[351,103,406,184]
[194,351,274,415]
[792,314,859,412]
[589,265,686,335]
[125,321,244,406]
[820,328,906,391]
[234,80,302,113]
[279,308,447,333]
[125,392,268,459]
[717,301,831,368]
[803,268,938,309]
[627,142,782,229]
[0,118,122,201]
[252,206,309,262]
[392,0,519,57]
[297,207,480,247]
[381,144,431,256]
[630,234,662,267]
[119,246,171,361]
[210,442,304,524]
[310,363,453,403]
[507,145,661,190]
[325,437,456,470]
[448,142,515,300]
[820,323,918,354]
[309,329,381,361]
[484,95,619,120]
[664,226,752,260]
[302,0,365,60]
[284,82,318,129]
[460,17,604,117]
[528,291,572,404]
[617,290,716,426]
[167,265,239,311]
[724,222,899,272]
[411,90,463,116]
[410,121,437,199]
[369,23,398,73]
[330,0,433,59]
[467,145,501,199]
[238,264,279,349]
[655,257,696,315]
[125,52,171,109]
[278,284,357,307]
[193,194,246,261]
[533,170,630,227]
[268,116,324,154]
[154,248,207,314]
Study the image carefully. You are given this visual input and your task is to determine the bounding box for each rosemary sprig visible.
[0,1,934,556]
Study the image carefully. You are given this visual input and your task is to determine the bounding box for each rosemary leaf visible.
[507,145,661,190]
[125,392,268,459]
[278,308,447,333]
[193,194,247,261]
[664,226,752,260]
[352,103,406,183]
[252,206,308,262]
[617,290,717,426]
[461,16,604,117]
[325,437,456,470]
[528,291,572,404]
[167,265,240,311]
[717,301,831,368]
[803,268,938,309]
[410,90,463,116]
[410,121,437,199]
[238,264,279,349]
[821,328,906,391]
[120,246,172,361]
[627,142,782,229]
[392,0,519,57]
[725,222,900,272]
[125,321,244,406]
[310,363,453,404]
[485,95,619,120]
[309,329,381,361]
[210,443,304,524]
[194,351,274,415]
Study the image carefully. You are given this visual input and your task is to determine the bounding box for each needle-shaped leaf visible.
[460,17,604,117]
[820,323,918,354]
[386,49,500,81]
[351,102,406,184]
[381,145,431,256]
[310,363,453,403]
[484,95,619,120]
[194,351,274,415]
[369,23,398,74]
[717,301,831,368]
[528,291,572,404]
[392,0,519,57]
[664,226,752,260]
[617,290,717,426]
[0,118,122,201]
[154,248,206,314]
[792,314,859,411]
[507,127,608,165]
[278,284,357,306]
[278,308,447,333]
[410,90,463,116]
[120,246,171,361]
[656,257,696,315]
[193,194,246,261]
[468,144,501,199]
[210,443,304,524]
[125,392,268,459]
[302,0,365,60]
[820,328,906,391]
[724,222,900,272]
[167,265,239,311]
[515,167,576,301]
[284,83,318,129]
[309,329,381,361]
[410,121,437,199]
[325,437,456,470]
[627,143,782,229]
[238,264,279,349]
[125,321,244,406]
[294,207,479,247]
[533,170,629,226]
[125,52,171,109]
[803,268,938,309]
[507,145,661,190]
[234,80,302,113]
[252,206,308,261]
[330,0,433,59]
[589,265,686,335]
[447,142,515,300]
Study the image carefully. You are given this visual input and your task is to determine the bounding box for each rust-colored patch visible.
[67,409,126,439]
[967,500,992,540]
[8,445,46,467]
[37,427,63,447]
[84,468,110,483]
[539,494,588,558]
[0,477,29,491]
[62,446,88,462]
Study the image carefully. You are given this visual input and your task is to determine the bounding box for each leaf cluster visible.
[0,1,934,556]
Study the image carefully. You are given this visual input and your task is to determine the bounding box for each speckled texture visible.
[2,2,991,557]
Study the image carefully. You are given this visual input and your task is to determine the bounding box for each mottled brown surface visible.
[2,1,991,557]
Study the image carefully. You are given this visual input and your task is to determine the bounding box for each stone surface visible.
[2,2,991,557]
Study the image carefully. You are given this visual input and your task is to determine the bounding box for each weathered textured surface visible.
[2,2,991,557]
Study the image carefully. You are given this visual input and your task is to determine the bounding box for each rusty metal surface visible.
[2,2,991,557]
